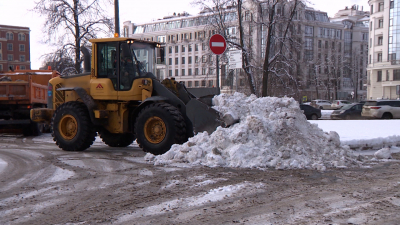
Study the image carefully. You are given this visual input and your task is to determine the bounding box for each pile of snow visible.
[146,93,357,171]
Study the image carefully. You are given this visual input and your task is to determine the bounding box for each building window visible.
[7,43,13,51]
[175,57,178,65]
[169,46,173,54]
[0,53,2,60]
[188,56,192,64]
[201,80,206,86]
[8,54,13,61]
[195,81,199,87]
[377,53,382,62]
[18,33,26,41]
[175,69,179,76]
[202,55,207,63]
[370,22,373,31]
[394,70,400,80]
[377,70,382,82]
[318,40,321,48]
[202,68,207,75]
[387,70,390,81]
[195,68,199,75]
[391,1,394,9]
[202,43,206,50]
[325,41,328,48]
[182,69,185,76]
[188,68,192,75]
[0,64,3,71]
[370,4,374,14]
[20,65,26,70]
[379,2,384,11]
[20,55,25,62]
[0,43,2,50]
[169,70,172,77]
[188,44,192,52]
[6,32,13,40]
[195,44,199,51]
[169,58,172,65]
[188,81,192,87]
[182,57,185,64]
[175,46,179,53]
[378,19,383,28]
[181,45,185,52]
[378,36,383,45]
[195,56,199,63]
[208,80,213,87]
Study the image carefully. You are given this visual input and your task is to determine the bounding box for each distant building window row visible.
[133,12,237,34]
[179,80,214,88]
[168,68,214,76]
[4,43,25,52]
[5,32,26,41]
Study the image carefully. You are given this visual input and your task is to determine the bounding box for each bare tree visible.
[34,0,114,73]
[41,47,75,75]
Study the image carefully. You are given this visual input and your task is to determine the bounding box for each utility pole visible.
[114,0,120,37]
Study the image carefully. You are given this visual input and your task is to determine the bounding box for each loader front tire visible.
[52,101,96,151]
[135,103,187,155]
[99,129,135,147]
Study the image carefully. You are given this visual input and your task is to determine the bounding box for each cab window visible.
[97,42,118,89]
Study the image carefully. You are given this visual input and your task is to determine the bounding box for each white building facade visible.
[367,0,400,100]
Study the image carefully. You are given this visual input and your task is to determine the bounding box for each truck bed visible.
[0,71,56,105]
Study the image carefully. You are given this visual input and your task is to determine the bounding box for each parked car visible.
[331,100,352,109]
[310,100,332,110]
[300,104,321,120]
[361,100,400,119]
[331,103,364,120]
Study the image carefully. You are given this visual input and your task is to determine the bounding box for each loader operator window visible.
[97,42,118,90]
[120,43,139,90]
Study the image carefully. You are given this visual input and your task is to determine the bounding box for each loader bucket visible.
[156,78,239,135]
[185,98,239,134]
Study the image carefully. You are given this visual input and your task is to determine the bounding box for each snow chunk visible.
[374,148,392,159]
[149,93,357,170]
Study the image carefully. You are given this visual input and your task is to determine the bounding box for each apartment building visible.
[123,1,369,101]
[0,25,31,72]
[367,0,400,100]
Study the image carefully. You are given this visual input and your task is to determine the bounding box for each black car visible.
[331,103,364,120]
[300,104,321,120]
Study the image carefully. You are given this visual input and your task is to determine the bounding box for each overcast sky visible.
[0,0,369,69]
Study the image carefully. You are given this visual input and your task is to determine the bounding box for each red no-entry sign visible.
[209,34,227,55]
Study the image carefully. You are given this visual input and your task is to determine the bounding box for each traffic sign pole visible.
[209,34,227,94]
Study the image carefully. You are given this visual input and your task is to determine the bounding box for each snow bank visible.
[146,93,357,171]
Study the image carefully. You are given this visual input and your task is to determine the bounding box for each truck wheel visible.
[52,101,96,151]
[135,103,187,155]
[99,129,135,147]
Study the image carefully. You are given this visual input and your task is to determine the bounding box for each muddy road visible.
[0,134,399,224]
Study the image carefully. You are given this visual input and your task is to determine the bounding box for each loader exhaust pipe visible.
[81,46,91,73]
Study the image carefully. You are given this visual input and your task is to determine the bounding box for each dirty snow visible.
[0,158,7,173]
[146,93,357,171]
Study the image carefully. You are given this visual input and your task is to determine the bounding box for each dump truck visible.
[0,69,57,135]
[30,38,234,155]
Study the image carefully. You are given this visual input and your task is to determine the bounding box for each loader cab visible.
[90,38,162,101]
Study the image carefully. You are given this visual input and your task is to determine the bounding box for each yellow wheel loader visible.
[30,38,235,155]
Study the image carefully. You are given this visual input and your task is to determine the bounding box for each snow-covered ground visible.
[146,93,400,171]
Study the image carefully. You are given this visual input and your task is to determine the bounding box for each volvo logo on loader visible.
[96,84,103,89]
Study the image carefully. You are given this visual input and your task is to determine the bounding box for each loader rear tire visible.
[135,103,187,155]
[52,101,96,151]
[99,129,135,147]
